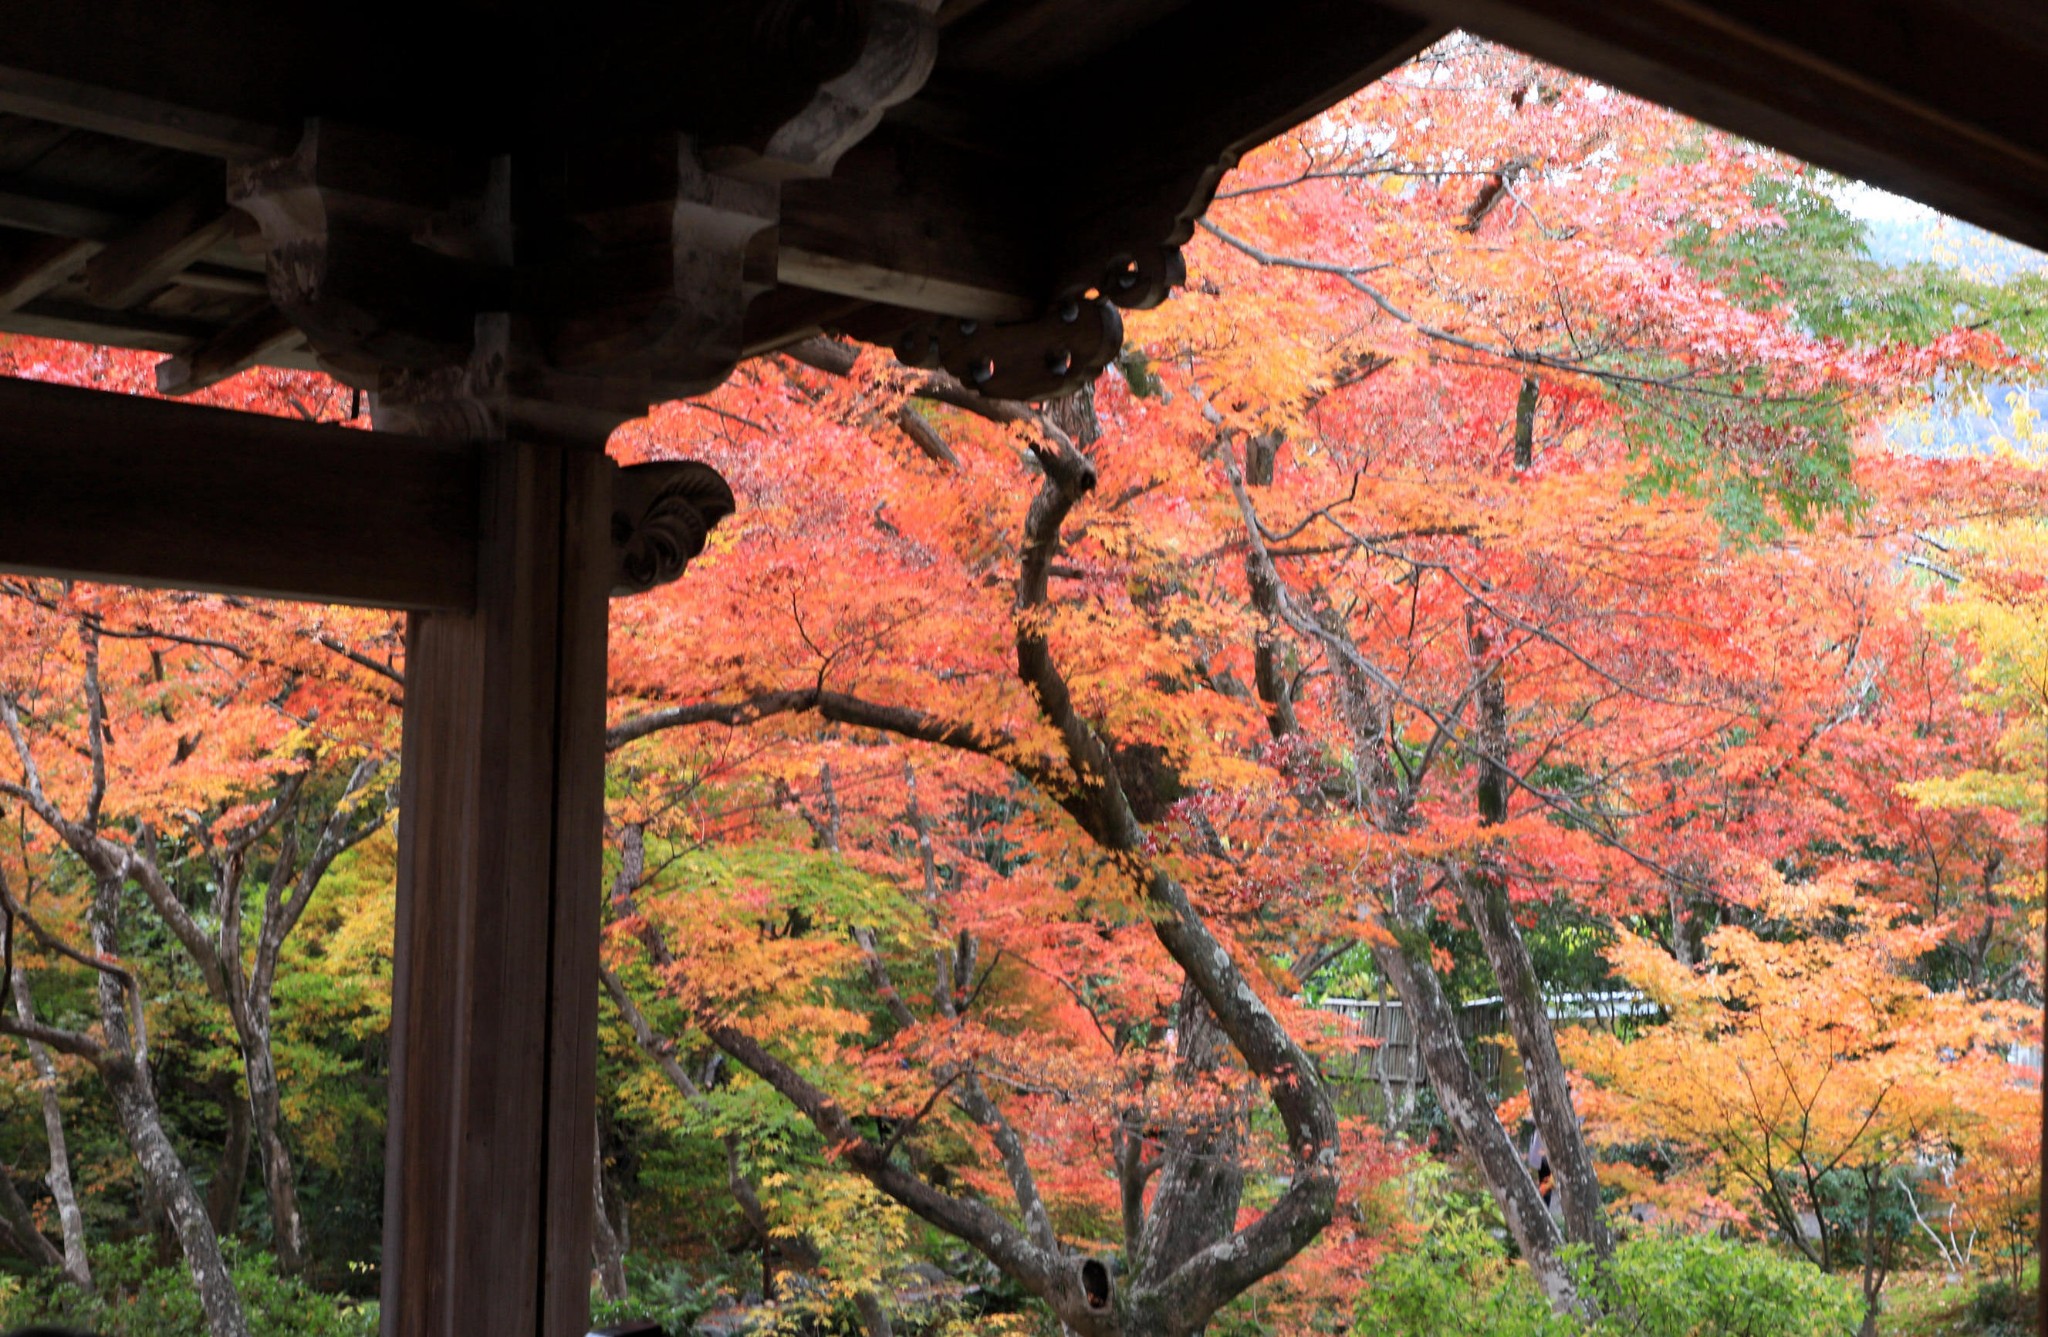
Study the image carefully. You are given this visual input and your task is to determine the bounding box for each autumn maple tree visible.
[1567,871,2034,1334]
[0,346,403,1336]
[591,34,2043,1333]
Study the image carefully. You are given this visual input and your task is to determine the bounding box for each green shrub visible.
[587,1256,733,1336]
[1962,1276,2037,1337]
[1353,1197,1861,1337]
[0,1239,377,1337]
[1596,1232,1859,1337]
[1351,1182,1573,1337]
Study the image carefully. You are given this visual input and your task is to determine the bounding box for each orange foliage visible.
[598,37,2040,1321]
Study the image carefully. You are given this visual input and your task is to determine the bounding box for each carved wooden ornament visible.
[610,460,737,596]
[229,3,945,425]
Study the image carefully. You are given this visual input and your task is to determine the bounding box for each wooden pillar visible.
[224,118,734,1337]
[383,436,613,1337]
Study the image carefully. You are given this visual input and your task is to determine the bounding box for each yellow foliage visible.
[1568,874,2036,1251]
[1904,517,2048,831]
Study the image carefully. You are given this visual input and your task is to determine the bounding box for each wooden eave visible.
[1384,0,2048,259]
[0,0,2033,604]
[0,0,1444,397]
[0,1,2032,409]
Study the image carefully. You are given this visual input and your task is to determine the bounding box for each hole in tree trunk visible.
[1081,1257,1113,1310]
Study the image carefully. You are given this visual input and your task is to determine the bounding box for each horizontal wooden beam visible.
[0,63,293,158]
[0,299,215,352]
[775,246,1036,321]
[0,375,479,608]
[88,187,236,309]
[155,306,303,396]
[0,235,98,314]
[0,189,124,240]
[1386,0,2048,255]
[780,126,1046,320]
[171,266,270,298]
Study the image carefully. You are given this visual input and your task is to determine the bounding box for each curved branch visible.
[1002,410,1343,1323]
[312,634,405,690]
[252,757,386,1006]
[623,388,1344,1324]
[0,699,70,841]
[0,1012,104,1066]
[1226,453,1712,897]
[1199,218,1798,404]
[125,852,226,1002]
[607,689,1064,794]
[691,1008,1084,1320]
[0,877,138,1065]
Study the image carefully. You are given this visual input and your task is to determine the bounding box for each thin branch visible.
[312,635,406,690]
[0,871,112,1065]
[1199,218,1804,403]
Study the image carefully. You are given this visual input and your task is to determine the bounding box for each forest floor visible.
[1880,1272,2037,1336]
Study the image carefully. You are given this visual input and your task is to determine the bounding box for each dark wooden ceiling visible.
[0,0,2036,402]
[0,0,1442,397]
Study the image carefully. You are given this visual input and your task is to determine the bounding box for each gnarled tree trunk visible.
[1,677,250,1337]
[12,967,91,1290]
[92,878,249,1337]
[1230,436,1583,1308]
[606,374,1346,1337]
[1462,614,1609,1258]
[0,1160,66,1274]
[1372,928,1577,1305]
[105,1059,249,1337]
[1134,985,1246,1283]
[216,766,384,1276]
[591,1129,629,1304]
[202,1071,252,1237]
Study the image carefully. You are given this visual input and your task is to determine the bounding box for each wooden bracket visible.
[708,0,939,182]
[219,6,943,416]
[609,461,736,596]
[542,135,781,403]
[891,294,1123,400]
[229,120,498,384]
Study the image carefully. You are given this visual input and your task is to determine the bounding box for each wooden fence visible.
[1311,990,1660,1121]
